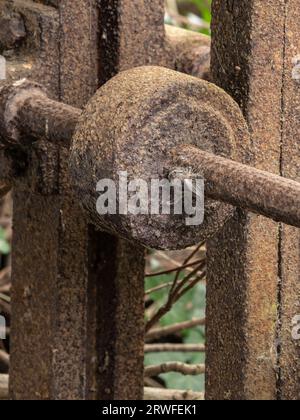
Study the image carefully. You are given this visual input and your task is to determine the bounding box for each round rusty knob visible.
[70,66,250,250]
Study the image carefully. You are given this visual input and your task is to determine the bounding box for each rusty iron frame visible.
[0,0,299,401]
[207,0,300,400]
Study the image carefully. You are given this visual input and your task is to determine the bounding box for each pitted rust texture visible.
[18,89,81,146]
[59,0,99,107]
[0,79,47,147]
[70,66,251,250]
[0,8,26,50]
[98,0,172,84]
[207,0,286,400]
[173,146,300,229]
[0,0,61,195]
[9,0,99,400]
[7,0,60,97]
[166,25,211,80]
[88,230,145,400]
[278,0,300,400]
[0,59,33,195]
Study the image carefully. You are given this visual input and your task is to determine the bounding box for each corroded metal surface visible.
[207,0,287,400]
[0,8,25,50]
[278,0,300,400]
[9,0,97,400]
[98,0,171,84]
[173,146,300,228]
[87,0,165,400]
[166,25,210,80]
[71,66,250,250]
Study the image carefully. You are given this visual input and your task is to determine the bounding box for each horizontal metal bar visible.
[0,80,81,148]
[2,81,300,230]
[172,145,300,228]
[18,94,81,147]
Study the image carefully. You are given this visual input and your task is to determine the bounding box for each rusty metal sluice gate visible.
[0,0,299,400]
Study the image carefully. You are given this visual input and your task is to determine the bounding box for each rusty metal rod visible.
[1,83,300,228]
[172,145,300,228]
[0,80,81,148]
[18,94,81,147]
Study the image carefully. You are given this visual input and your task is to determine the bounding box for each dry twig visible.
[145,343,205,353]
[145,362,205,377]
[145,258,205,277]
[146,318,206,342]
[144,387,204,401]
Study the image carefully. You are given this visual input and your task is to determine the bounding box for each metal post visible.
[207,0,287,400]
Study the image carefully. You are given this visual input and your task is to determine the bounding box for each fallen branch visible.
[0,374,8,400]
[145,343,205,353]
[144,387,204,401]
[146,318,206,342]
[145,362,205,377]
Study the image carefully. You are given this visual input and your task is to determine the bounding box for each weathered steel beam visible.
[277,0,300,400]
[8,0,100,400]
[207,0,288,400]
[98,0,170,84]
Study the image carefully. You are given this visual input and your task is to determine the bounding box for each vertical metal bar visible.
[207,0,286,400]
[52,0,99,399]
[9,0,99,400]
[278,0,300,400]
[98,0,170,84]
[87,0,168,400]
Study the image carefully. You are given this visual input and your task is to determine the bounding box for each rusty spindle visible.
[172,145,300,228]
[1,78,300,230]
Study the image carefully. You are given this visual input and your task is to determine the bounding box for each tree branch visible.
[146,318,206,342]
[145,262,206,332]
[145,362,205,377]
[145,343,205,353]
[144,387,204,401]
